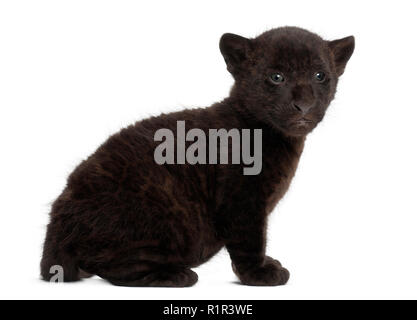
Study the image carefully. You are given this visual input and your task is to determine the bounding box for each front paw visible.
[232,256,290,286]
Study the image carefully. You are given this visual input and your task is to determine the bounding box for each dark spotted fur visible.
[41,27,354,286]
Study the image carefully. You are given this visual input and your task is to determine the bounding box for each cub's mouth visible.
[293,117,314,126]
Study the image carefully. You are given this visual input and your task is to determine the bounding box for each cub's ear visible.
[328,36,355,76]
[219,33,252,76]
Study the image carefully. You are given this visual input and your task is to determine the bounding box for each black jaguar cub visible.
[41,27,354,286]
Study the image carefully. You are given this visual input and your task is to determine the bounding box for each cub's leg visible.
[98,263,198,287]
[219,199,289,286]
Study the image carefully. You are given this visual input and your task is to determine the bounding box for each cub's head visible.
[220,27,354,136]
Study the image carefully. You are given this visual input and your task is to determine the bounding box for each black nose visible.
[293,103,313,114]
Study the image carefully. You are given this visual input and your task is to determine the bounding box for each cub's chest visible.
[263,140,305,214]
[264,167,298,214]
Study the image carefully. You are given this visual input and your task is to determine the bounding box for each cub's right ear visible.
[219,33,252,76]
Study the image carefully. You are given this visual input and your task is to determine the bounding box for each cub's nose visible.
[292,84,315,115]
[293,102,313,115]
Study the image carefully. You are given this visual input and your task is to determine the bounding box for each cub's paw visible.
[232,256,289,286]
[108,268,198,287]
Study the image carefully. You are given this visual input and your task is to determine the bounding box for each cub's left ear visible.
[328,36,355,76]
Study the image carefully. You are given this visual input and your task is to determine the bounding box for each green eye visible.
[315,71,326,82]
[270,73,285,84]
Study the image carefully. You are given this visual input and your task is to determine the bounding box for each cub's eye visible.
[270,73,285,84]
[314,71,326,82]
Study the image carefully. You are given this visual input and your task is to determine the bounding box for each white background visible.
[1,0,416,300]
